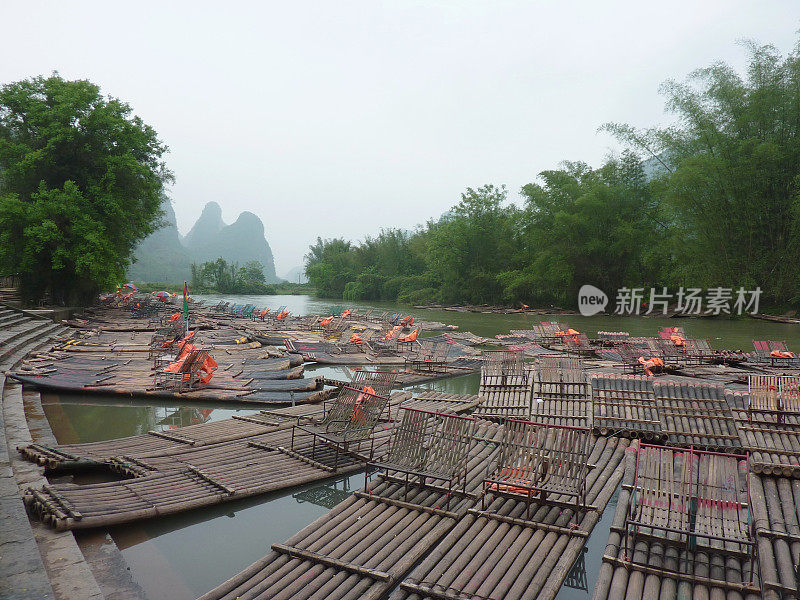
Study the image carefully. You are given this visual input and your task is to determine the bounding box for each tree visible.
[0,74,172,304]
[605,40,800,303]
[426,184,518,304]
[512,154,664,305]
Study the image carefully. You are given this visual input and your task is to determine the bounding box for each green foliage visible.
[189,258,272,294]
[304,39,800,309]
[304,173,662,306]
[0,74,171,304]
[605,40,800,304]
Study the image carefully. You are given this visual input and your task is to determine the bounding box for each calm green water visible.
[38,295,800,599]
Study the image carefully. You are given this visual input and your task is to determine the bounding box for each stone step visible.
[1,323,98,600]
[0,328,66,600]
[0,323,65,367]
[0,321,53,354]
[0,313,30,328]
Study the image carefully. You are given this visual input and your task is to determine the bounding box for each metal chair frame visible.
[153,348,209,392]
[292,386,390,471]
[483,419,592,518]
[624,444,755,579]
[368,407,477,509]
[748,374,800,423]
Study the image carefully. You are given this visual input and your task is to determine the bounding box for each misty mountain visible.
[128,199,279,283]
[183,201,224,250]
[127,199,192,284]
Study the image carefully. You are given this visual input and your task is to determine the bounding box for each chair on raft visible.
[683,338,714,364]
[367,407,477,508]
[747,374,800,424]
[397,328,421,353]
[147,321,186,359]
[152,347,216,393]
[482,419,593,519]
[623,444,754,572]
[290,385,390,471]
[152,331,197,368]
[562,332,595,356]
[405,338,451,372]
[752,340,797,367]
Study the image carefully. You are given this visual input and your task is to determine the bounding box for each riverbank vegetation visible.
[138,280,313,296]
[183,258,311,294]
[305,41,800,309]
[0,75,171,305]
[137,258,312,295]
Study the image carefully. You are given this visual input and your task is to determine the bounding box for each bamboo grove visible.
[305,41,800,309]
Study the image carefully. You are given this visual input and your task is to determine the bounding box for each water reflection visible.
[407,371,481,396]
[41,392,262,445]
[293,477,352,509]
[555,485,621,600]
[154,406,214,430]
[564,548,589,592]
[107,472,362,600]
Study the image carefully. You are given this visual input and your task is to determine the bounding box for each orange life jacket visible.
[352,385,376,424]
[164,343,195,373]
[199,355,218,383]
[638,356,664,376]
[380,326,402,341]
[398,328,419,343]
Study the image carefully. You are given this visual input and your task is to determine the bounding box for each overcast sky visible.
[1,2,798,276]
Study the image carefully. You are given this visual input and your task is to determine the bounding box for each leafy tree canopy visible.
[304,39,800,309]
[0,74,172,304]
[605,40,800,302]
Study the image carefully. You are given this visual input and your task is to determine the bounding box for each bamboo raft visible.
[200,419,628,600]
[9,327,334,404]
[474,350,532,421]
[531,355,591,426]
[24,424,378,530]
[653,380,742,451]
[728,388,800,478]
[394,436,629,600]
[593,443,761,600]
[199,419,504,600]
[21,391,487,530]
[591,374,663,440]
[750,472,800,599]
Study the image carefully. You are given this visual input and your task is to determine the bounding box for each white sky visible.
[1,1,798,276]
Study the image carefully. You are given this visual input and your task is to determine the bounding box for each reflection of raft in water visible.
[19,388,481,531]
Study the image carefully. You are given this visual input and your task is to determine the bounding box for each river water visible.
[38,295,800,599]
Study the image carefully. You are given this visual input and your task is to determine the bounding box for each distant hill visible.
[283,266,308,284]
[127,198,192,284]
[183,201,225,250]
[128,199,280,284]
